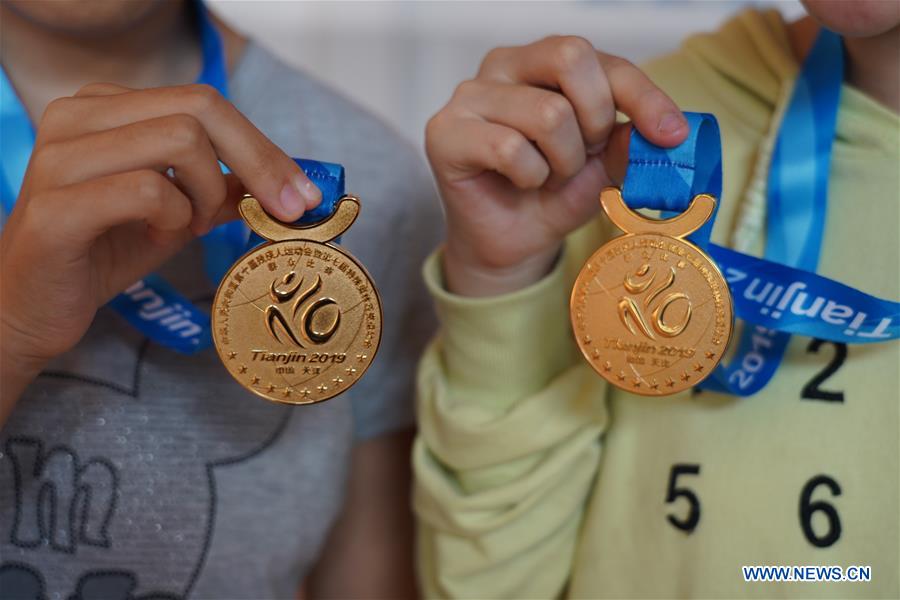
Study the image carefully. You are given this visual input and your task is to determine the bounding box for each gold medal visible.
[570,187,733,395]
[212,195,382,405]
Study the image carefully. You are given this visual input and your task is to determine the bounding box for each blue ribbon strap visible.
[713,245,899,343]
[622,112,722,247]
[108,274,214,354]
[0,69,35,217]
[767,29,843,271]
[195,0,228,97]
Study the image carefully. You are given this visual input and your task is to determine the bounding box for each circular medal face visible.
[212,239,382,404]
[571,233,733,396]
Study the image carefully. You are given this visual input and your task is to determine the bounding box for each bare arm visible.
[305,428,417,600]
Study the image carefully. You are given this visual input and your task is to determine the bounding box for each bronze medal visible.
[571,187,733,395]
[212,195,382,404]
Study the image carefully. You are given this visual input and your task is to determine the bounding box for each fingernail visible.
[658,112,687,136]
[295,175,321,210]
[279,181,306,218]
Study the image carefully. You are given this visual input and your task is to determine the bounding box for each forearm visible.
[307,429,417,600]
[413,250,607,597]
[415,352,605,598]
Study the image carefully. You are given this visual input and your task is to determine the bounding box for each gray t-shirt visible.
[0,43,441,600]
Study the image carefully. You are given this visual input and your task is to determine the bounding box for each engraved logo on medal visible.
[265,272,340,347]
[619,264,692,339]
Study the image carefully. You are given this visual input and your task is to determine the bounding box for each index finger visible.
[40,84,320,222]
[596,53,688,147]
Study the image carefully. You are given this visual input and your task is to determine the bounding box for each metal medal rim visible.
[211,196,383,405]
[212,238,383,405]
[569,188,735,396]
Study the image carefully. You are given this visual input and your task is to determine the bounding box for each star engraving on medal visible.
[300,388,311,398]
[632,378,642,388]
[239,365,248,374]
[266,384,276,393]
[583,335,592,345]
[282,388,292,398]
[602,361,612,372]
[676,260,687,269]
[617,371,626,382]
[591,349,601,359]
[680,372,691,382]
[650,379,660,390]
[693,363,705,373]
[705,351,716,360]
[251,376,260,385]
[665,378,676,387]
[356,354,368,363]
[228,351,237,359]
[317,384,328,393]
[332,377,344,387]
[345,367,358,377]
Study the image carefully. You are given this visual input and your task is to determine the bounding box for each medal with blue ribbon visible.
[570,122,734,396]
[571,29,900,396]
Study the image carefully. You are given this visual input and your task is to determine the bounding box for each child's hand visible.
[0,83,321,401]
[426,36,689,297]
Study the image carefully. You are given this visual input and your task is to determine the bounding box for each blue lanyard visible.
[622,30,899,396]
[0,2,345,354]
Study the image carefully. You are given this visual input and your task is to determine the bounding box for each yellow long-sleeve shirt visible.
[414,9,900,599]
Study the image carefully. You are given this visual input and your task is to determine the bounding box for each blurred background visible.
[209,1,805,151]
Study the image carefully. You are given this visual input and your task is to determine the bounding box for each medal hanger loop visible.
[600,186,716,239]
[239,194,360,243]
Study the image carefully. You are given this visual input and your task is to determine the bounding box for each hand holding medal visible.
[0,1,383,415]
[428,33,898,398]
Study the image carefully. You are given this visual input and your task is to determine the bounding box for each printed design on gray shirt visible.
[6,437,118,552]
[0,564,178,600]
[0,339,291,600]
